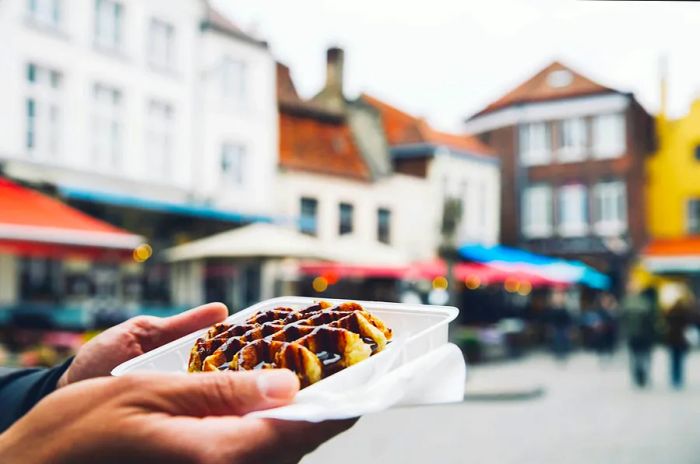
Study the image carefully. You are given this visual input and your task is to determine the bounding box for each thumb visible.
[147,369,300,417]
[139,302,229,351]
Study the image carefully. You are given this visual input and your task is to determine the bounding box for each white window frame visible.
[220,142,246,188]
[91,83,123,172]
[519,122,551,166]
[148,18,175,71]
[593,181,627,236]
[687,198,700,235]
[145,100,174,180]
[94,0,123,51]
[522,184,553,238]
[557,117,587,162]
[593,113,626,159]
[26,0,62,29]
[25,63,62,161]
[221,57,247,108]
[558,184,589,237]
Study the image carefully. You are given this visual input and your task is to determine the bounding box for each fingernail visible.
[257,370,299,400]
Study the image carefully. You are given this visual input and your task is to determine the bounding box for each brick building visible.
[463,61,655,290]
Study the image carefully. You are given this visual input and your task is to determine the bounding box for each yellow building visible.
[644,97,700,276]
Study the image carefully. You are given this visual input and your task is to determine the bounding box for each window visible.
[25,63,62,159]
[91,83,122,171]
[94,0,123,50]
[300,198,318,236]
[145,100,174,179]
[339,203,354,235]
[221,57,246,106]
[522,184,553,238]
[221,143,246,187]
[519,122,551,166]
[558,184,588,237]
[377,208,391,244]
[694,144,700,162]
[593,181,627,236]
[148,19,175,71]
[27,0,61,28]
[687,199,700,235]
[593,113,625,159]
[558,118,587,162]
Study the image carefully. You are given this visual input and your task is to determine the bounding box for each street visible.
[303,350,700,464]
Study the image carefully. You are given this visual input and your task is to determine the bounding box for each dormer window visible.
[547,69,573,88]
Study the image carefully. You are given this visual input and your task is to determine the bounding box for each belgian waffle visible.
[188,301,393,387]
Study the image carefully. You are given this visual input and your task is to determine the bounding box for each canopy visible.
[642,237,700,273]
[163,223,332,262]
[0,178,142,258]
[458,243,610,289]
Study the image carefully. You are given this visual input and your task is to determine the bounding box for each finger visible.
[144,369,300,417]
[138,302,228,351]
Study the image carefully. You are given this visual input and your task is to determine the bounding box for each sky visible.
[214,0,700,131]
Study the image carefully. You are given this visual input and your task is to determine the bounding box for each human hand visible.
[58,303,228,388]
[0,369,355,464]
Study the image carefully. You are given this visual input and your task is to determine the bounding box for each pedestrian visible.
[620,284,658,388]
[548,289,572,362]
[663,295,696,389]
[595,293,619,361]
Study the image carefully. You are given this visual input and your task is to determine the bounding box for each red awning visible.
[299,261,408,280]
[643,237,700,273]
[0,178,142,259]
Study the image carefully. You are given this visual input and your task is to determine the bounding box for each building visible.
[363,94,500,248]
[643,96,700,286]
[463,61,655,290]
[277,50,433,263]
[0,1,278,305]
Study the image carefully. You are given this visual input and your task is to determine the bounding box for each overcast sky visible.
[214,0,700,131]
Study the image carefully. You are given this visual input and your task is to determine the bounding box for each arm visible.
[0,357,72,433]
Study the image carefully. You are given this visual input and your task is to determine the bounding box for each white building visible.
[0,0,278,220]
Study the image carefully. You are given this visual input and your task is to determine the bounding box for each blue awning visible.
[59,186,275,224]
[458,243,610,289]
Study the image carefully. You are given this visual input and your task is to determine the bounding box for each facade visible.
[464,61,655,288]
[643,98,700,278]
[0,1,278,307]
[276,54,433,262]
[363,94,500,249]
[0,0,277,229]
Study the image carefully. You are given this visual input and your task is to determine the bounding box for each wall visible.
[647,99,700,239]
[277,170,435,261]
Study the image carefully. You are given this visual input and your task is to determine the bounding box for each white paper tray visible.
[112,297,465,421]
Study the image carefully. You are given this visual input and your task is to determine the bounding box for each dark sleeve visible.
[0,357,73,433]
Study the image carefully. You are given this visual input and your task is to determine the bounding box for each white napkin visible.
[249,343,466,422]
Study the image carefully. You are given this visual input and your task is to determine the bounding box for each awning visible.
[458,243,610,289]
[163,222,332,262]
[406,259,568,287]
[643,237,700,273]
[299,262,407,279]
[60,185,274,224]
[0,178,142,259]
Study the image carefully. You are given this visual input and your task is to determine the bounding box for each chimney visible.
[325,47,344,95]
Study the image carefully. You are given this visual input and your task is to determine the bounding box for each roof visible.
[362,93,495,157]
[469,61,617,119]
[277,65,371,181]
[0,177,142,250]
[163,223,329,262]
[201,3,267,48]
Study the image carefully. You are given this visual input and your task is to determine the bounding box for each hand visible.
[58,303,228,387]
[0,369,355,464]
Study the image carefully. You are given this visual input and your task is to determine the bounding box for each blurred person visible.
[620,284,658,388]
[594,293,619,361]
[0,303,355,462]
[547,289,572,362]
[663,295,697,389]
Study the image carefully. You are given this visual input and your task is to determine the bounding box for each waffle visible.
[188,301,393,387]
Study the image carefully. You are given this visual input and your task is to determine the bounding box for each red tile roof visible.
[470,61,616,118]
[279,110,370,181]
[362,94,495,156]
